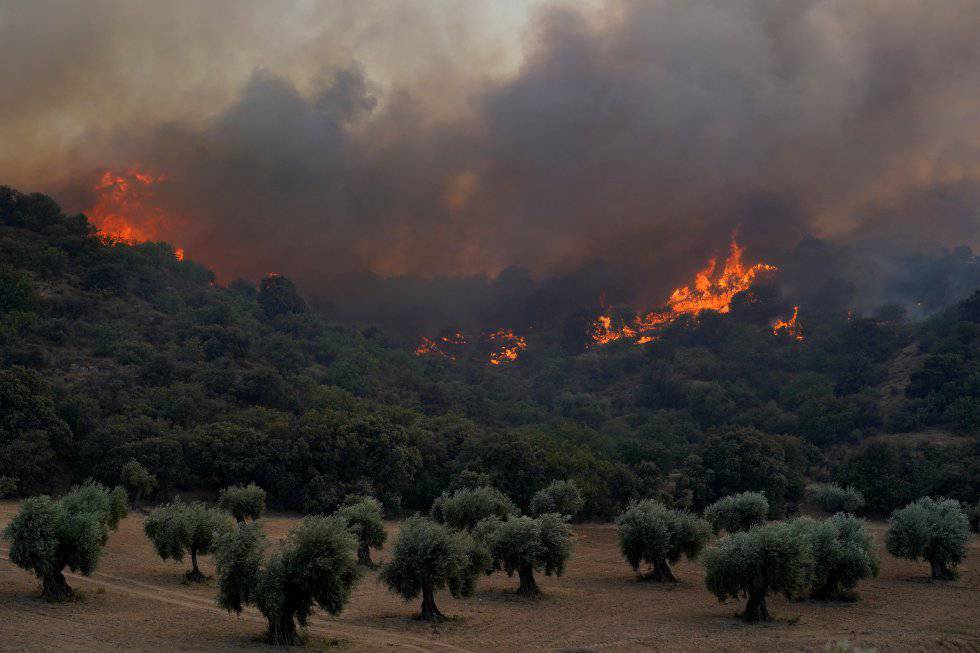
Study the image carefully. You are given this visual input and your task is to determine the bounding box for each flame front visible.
[86,168,184,260]
[591,235,776,346]
[772,306,804,340]
[487,329,527,365]
[413,331,469,360]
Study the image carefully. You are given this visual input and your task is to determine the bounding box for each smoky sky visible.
[2,0,979,317]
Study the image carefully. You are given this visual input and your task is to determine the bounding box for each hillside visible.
[1,186,978,519]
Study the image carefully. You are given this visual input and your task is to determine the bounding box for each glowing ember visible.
[591,235,777,346]
[413,331,470,360]
[487,329,527,365]
[86,168,184,260]
[772,306,804,340]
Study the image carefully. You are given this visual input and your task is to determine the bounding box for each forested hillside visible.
[2,187,977,519]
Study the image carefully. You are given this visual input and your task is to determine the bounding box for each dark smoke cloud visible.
[2,0,979,326]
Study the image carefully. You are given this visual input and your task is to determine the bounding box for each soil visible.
[1,502,978,652]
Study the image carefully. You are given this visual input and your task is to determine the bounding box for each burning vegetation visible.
[772,306,804,341]
[590,236,777,347]
[86,168,184,260]
[414,329,526,366]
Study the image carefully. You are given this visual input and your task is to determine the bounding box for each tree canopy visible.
[616,500,710,582]
[885,496,969,580]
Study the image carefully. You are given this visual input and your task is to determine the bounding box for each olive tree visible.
[791,514,879,600]
[3,482,127,601]
[885,497,969,580]
[704,492,768,535]
[335,496,386,566]
[144,499,234,582]
[218,483,266,524]
[380,516,486,621]
[216,516,359,645]
[530,480,585,519]
[616,500,711,582]
[703,521,814,622]
[430,485,517,531]
[805,483,866,514]
[119,460,157,513]
[475,513,572,596]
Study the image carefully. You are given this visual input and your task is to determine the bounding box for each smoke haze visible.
[2,0,979,326]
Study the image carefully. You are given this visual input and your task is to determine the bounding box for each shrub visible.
[616,500,710,582]
[216,515,359,645]
[475,513,572,596]
[119,460,157,512]
[703,521,814,622]
[885,497,969,580]
[805,483,866,514]
[380,516,486,621]
[144,500,234,581]
[3,482,127,600]
[335,496,386,566]
[791,514,879,600]
[218,483,266,524]
[430,486,517,531]
[703,492,768,534]
[966,500,980,533]
[530,480,585,519]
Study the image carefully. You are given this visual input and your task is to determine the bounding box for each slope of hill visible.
[1,186,978,518]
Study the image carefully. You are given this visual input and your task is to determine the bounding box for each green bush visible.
[144,500,234,582]
[529,479,585,519]
[380,516,486,621]
[805,483,866,514]
[885,497,969,580]
[703,492,768,534]
[475,513,572,596]
[791,514,879,600]
[119,460,157,511]
[703,521,814,622]
[335,496,387,566]
[616,500,710,582]
[430,485,518,531]
[3,482,127,600]
[216,515,359,645]
[218,483,266,524]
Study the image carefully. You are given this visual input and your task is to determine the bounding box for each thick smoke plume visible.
[2,0,979,329]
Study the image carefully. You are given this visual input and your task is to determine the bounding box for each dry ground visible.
[1,502,978,652]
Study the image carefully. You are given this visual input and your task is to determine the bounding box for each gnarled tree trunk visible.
[742,589,770,622]
[357,542,373,567]
[42,570,73,602]
[517,565,540,596]
[420,585,446,622]
[641,558,677,583]
[930,559,955,580]
[186,548,206,583]
[266,614,300,646]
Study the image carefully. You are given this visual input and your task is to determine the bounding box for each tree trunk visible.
[517,565,540,596]
[420,585,446,622]
[186,548,206,582]
[642,559,677,583]
[742,590,770,623]
[357,542,373,567]
[41,570,73,602]
[930,559,955,580]
[266,614,300,646]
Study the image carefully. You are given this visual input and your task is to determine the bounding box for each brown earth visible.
[1,502,978,652]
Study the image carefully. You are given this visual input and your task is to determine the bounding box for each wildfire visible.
[487,329,527,365]
[772,306,804,340]
[591,235,777,346]
[86,168,184,260]
[413,331,470,360]
[414,328,526,365]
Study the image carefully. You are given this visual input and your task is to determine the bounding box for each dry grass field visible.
[1,502,978,652]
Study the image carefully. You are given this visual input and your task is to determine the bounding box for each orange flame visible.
[591,235,777,346]
[487,329,527,365]
[86,168,184,260]
[772,306,804,340]
[413,331,470,360]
